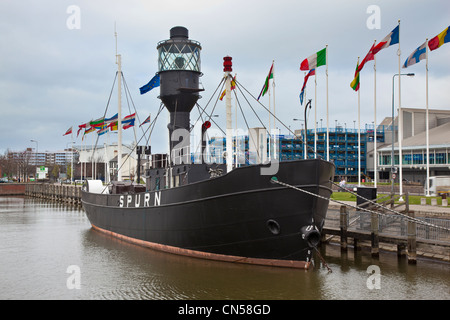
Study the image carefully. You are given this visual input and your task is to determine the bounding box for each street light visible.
[67,141,75,184]
[391,73,415,194]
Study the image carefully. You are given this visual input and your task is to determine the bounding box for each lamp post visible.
[293,118,306,159]
[391,73,414,195]
[67,141,75,184]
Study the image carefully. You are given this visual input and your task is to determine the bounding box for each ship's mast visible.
[223,56,233,173]
[115,28,123,181]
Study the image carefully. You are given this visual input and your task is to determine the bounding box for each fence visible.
[324,204,450,263]
[326,209,450,243]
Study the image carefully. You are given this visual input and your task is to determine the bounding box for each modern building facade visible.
[7,148,77,167]
[207,125,388,182]
[377,107,450,184]
[206,107,450,186]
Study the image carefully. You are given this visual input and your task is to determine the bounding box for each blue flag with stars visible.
[139,74,160,94]
[403,42,426,68]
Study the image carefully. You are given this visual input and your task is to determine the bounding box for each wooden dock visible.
[323,195,450,263]
[25,183,82,207]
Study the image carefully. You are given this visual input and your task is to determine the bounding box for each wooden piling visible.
[25,183,82,207]
[397,244,406,257]
[371,211,379,257]
[339,205,348,252]
[407,204,417,264]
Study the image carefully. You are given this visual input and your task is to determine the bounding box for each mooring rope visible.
[270,177,450,232]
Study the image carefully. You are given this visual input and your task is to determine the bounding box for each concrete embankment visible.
[0,183,26,195]
[0,183,82,207]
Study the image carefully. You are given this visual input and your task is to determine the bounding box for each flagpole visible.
[373,40,377,188]
[273,60,276,160]
[116,29,123,182]
[426,38,430,196]
[397,19,403,200]
[314,72,317,158]
[268,71,271,162]
[82,134,85,183]
[91,133,95,179]
[326,44,329,161]
[357,56,361,187]
[71,131,74,185]
[225,71,233,173]
[235,74,238,167]
[106,132,110,184]
[80,134,83,183]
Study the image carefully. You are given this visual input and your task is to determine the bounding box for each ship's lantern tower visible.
[157,26,202,164]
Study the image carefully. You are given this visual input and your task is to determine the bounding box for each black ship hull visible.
[82,159,334,269]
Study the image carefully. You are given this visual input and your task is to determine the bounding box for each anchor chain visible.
[314,247,332,273]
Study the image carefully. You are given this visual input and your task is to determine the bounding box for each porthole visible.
[266,219,281,235]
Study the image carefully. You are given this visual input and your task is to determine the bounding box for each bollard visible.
[431,198,437,206]
[420,198,426,205]
[442,199,448,207]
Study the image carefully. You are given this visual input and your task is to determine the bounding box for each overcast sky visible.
[1,0,449,155]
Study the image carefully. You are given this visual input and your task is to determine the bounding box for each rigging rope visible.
[89,71,118,163]
[233,77,318,157]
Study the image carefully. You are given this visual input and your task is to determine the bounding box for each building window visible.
[436,153,446,164]
[413,153,423,164]
[381,154,391,166]
[403,154,412,165]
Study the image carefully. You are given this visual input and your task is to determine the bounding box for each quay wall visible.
[0,183,26,195]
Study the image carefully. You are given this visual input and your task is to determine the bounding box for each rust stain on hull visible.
[91,224,311,269]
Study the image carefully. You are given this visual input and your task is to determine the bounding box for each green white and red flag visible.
[300,47,326,71]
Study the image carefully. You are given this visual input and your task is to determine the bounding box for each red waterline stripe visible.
[90,224,310,269]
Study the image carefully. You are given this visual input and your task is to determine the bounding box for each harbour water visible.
[0,196,449,301]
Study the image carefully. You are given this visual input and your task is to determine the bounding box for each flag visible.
[123,119,135,130]
[82,125,95,141]
[357,43,375,73]
[350,60,360,91]
[372,25,399,55]
[104,113,118,124]
[428,26,450,51]
[90,117,105,129]
[403,41,427,68]
[122,113,135,123]
[219,75,236,100]
[84,126,95,135]
[63,126,72,136]
[139,115,151,127]
[299,69,315,105]
[140,74,160,95]
[97,126,108,136]
[107,121,118,131]
[257,63,274,100]
[300,47,326,71]
[77,122,88,137]
[122,113,136,130]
